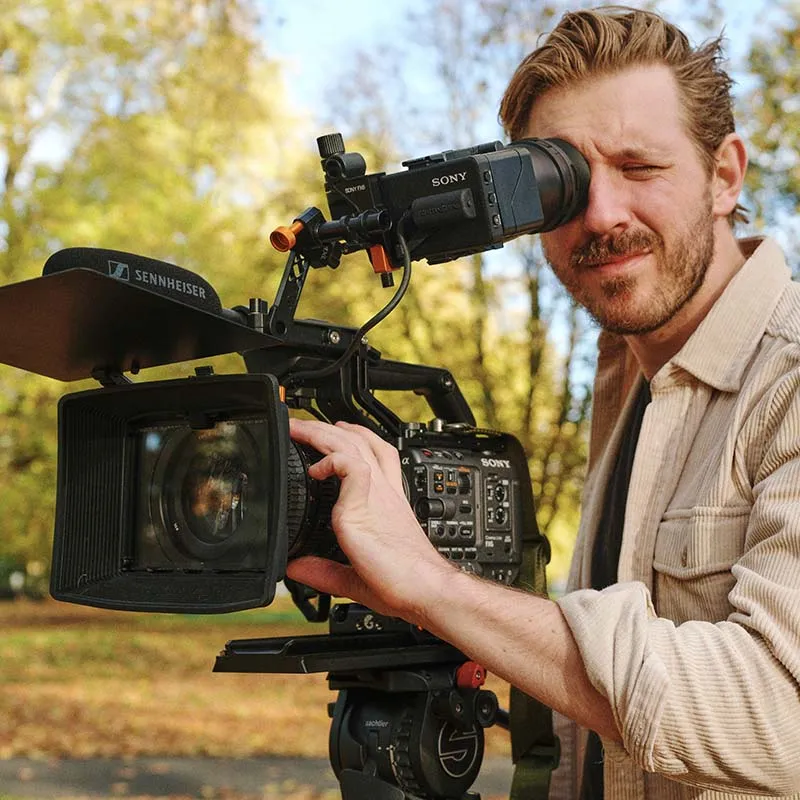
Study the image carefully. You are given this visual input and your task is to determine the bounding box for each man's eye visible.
[624,164,660,175]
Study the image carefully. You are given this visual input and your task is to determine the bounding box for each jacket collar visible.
[669,237,789,392]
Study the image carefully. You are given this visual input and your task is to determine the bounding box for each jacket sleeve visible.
[557,374,800,795]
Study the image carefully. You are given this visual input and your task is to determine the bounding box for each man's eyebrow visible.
[614,145,670,161]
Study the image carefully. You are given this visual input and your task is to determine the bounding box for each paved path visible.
[0,756,514,798]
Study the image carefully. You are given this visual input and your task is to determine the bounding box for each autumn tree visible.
[0,0,314,568]
[742,1,799,260]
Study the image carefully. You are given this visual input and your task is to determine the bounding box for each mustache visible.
[571,229,660,268]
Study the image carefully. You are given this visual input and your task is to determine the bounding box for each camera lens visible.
[136,420,271,570]
[178,445,249,550]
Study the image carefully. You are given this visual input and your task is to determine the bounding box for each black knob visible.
[475,690,499,727]
[317,132,345,158]
[415,498,445,521]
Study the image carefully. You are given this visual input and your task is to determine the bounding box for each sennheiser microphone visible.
[42,247,223,315]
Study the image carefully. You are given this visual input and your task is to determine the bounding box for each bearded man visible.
[288,7,800,798]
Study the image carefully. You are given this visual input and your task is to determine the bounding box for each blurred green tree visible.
[743,2,799,261]
[0,0,312,568]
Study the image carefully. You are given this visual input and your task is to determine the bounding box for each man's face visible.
[525,65,716,335]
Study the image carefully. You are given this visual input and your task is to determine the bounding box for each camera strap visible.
[498,432,560,800]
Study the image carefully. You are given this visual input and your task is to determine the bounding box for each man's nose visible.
[581,170,634,236]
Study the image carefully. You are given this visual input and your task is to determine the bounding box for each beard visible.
[545,195,716,335]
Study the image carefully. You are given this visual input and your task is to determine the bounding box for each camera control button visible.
[415,498,445,520]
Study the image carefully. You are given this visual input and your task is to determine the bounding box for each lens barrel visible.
[285,442,342,562]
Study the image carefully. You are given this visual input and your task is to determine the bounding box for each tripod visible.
[214,604,501,799]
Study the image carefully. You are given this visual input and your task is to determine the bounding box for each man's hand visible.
[286,417,456,624]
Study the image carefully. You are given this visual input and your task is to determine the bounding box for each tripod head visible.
[215,603,501,800]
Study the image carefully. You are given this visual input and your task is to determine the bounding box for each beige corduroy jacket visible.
[550,238,800,799]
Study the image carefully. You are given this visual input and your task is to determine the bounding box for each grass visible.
[0,597,513,762]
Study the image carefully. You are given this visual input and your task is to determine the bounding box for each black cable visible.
[283,226,412,387]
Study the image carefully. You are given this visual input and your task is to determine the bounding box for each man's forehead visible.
[522,64,688,154]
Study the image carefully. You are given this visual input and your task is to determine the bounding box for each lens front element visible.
[135,420,271,571]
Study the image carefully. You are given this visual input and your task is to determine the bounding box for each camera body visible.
[48,371,527,614]
[400,430,523,585]
[0,131,586,800]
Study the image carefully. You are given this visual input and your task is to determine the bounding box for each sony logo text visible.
[431,171,468,187]
[480,457,511,469]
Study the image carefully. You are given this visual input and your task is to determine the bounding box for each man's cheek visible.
[541,234,572,276]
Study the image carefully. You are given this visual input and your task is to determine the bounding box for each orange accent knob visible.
[456,661,487,689]
[270,221,304,252]
[367,244,393,274]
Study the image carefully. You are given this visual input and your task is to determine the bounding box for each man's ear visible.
[712,133,748,218]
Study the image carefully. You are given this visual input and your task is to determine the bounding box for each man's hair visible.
[500,5,747,223]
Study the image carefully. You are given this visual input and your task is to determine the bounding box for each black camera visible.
[271,132,588,274]
[48,368,530,614]
[0,133,587,799]
[0,132,587,616]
